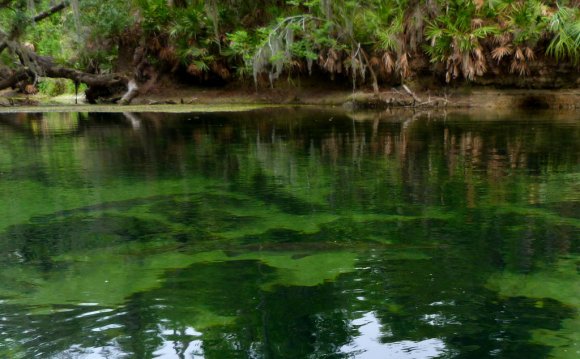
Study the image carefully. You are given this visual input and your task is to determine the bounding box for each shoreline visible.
[1,87,580,112]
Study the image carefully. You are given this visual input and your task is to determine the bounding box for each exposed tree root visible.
[0,68,32,90]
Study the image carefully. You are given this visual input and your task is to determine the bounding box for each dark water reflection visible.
[0,109,578,358]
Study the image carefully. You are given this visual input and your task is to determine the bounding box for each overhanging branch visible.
[0,1,70,55]
[33,1,69,23]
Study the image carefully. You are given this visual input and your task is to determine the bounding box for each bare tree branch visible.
[0,1,70,55]
[33,1,69,23]
[402,84,422,103]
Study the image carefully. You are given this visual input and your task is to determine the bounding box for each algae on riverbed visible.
[487,256,580,359]
[0,109,578,359]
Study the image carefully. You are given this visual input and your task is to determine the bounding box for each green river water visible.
[0,108,578,358]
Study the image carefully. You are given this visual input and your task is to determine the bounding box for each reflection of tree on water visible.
[0,109,578,358]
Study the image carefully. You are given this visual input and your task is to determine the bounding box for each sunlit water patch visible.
[341,312,447,358]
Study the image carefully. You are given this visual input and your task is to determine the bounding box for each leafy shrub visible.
[37,78,87,97]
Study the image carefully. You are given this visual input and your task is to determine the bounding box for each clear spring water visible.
[0,108,578,358]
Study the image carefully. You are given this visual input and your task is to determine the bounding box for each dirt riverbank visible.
[1,84,580,111]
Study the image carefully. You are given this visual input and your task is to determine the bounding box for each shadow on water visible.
[0,108,578,358]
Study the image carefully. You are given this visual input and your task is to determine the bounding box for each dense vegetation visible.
[1,0,580,99]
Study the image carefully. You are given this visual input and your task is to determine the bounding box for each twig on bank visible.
[402,84,422,103]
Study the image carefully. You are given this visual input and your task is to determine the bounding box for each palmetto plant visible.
[487,0,548,75]
[547,6,580,64]
[425,0,498,82]
[5,0,579,93]
[490,0,549,43]
[368,3,407,79]
[168,6,217,75]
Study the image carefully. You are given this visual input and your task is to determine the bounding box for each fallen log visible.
[0,64,129,104]
[44,66,127,89]
[1,0,134,104]
[0,49,131,104]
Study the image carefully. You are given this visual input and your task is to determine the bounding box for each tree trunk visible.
[360,48,379,94]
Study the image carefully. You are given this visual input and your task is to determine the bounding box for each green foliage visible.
[547,6,580,63]
[503,0,549,45]
[37,78,68,96]
[250,15,323,85]
[37,78,87,96]
[1,0,580,90]
[227,29,263,78]
[425,0,499,81]
[80,0,132,39]
[26,10,68,61]
[70,0,133,71]
[134,0,172,34]
[375,11,405,53]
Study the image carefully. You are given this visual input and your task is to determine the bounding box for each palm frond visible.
[381,52,395,74]
[547,6,580,63]
[491,45,513,62]
[472,25,499,38]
